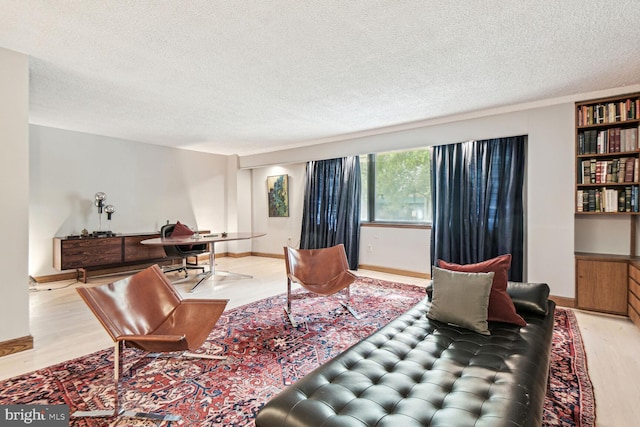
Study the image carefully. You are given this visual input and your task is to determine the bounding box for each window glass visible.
[360,148,432,223]
[375,149,432,222]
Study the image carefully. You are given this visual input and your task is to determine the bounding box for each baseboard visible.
[0,335,33,357]
[226,252,252,258]
[357,264,430,279]
[251,252,284,259]
[550,295,575,308]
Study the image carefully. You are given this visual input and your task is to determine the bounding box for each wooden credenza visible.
[53,232,170,282]
[575,253,640,328]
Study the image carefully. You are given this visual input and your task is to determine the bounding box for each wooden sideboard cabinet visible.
[53,236,123,270]
[575,253,629,315]
[629,261,640,327]
[53,232,170,282]
[123,235,167,262]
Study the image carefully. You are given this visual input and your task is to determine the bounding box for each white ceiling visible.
[1,1,640,156]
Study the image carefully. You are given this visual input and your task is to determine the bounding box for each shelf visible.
[577,118,640,130]
[578,182,640,187]
[575,211,640,215]
[575,95,640,319]
[576,93,640,215]
[577,151,639,159]
[576,95,640,127]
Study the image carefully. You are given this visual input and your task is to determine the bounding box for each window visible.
[360,148,432,223]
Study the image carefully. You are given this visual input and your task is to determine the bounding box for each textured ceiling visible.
[1,1,640,156]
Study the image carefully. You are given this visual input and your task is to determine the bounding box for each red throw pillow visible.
[438,254,526,326]
[170,221,194,250]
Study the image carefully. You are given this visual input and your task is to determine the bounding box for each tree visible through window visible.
[360,148,432,223]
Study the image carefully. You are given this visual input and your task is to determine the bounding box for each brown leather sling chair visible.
[73,264,228,422]
[284,244,359,327]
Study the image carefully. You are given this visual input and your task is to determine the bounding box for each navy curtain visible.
[300,156,361,270]
[430,136,526,281]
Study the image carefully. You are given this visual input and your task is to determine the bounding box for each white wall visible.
[25,82,640,304]
[359,227,431,273]
[251,164,306,255]
[575,216,632,255]
[525,104,575,293]
[0,48,30,342]
[29,125,229,277]
[225,155,254,254]
[246,104,578,298]
[250,162,432,275]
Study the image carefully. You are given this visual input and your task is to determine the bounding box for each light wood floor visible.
[1,256,639,426]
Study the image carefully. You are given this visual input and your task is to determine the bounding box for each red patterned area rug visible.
[543,308,596,427]
[0,278,594,426]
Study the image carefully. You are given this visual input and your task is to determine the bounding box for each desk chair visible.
[161,222,207,280]
[284,244,359,327]
[73,264,229,421]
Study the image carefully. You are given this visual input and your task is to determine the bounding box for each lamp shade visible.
[105,205,116,220]
[94,192,107,213]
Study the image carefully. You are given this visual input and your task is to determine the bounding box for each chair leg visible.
[72,341,124,417]
[147,351,226,361]
[182,258,189,277]
[340,286,361,320]
[72,340,182,422]
[183,352,226,360]
[284,278,298,328]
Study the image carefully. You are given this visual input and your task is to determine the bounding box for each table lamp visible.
[92,192,115,237]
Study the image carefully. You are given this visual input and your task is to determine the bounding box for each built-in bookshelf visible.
[576,93,640,214]
[575,93,640,319]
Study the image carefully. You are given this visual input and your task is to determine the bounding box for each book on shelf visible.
[625,158,635,182]
[579,160,589,184]
[578,185,640,213]
[583,190,588,212]
[577,190,583,212]
[606,188,616,212]
[577,130,598,154]
[619,188,626,212]
[587,189,596,211]
[578,127,639,154]
[576,95,640,214]
[619,158,627,183]
[625,186,632,212]
[597,130,607,153]
[579,157,636,184]
[577,98,640,126]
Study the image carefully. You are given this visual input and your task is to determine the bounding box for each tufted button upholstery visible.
[256,283,555,427]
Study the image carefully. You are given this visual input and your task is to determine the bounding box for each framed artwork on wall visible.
[267,174,289,217]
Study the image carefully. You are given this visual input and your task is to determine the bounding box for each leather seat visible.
[284,244,358,327]
[74,264,228,421]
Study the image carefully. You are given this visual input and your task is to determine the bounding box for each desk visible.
[141,232,265,292]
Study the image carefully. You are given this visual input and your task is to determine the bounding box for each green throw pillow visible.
[427,267,494,335]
